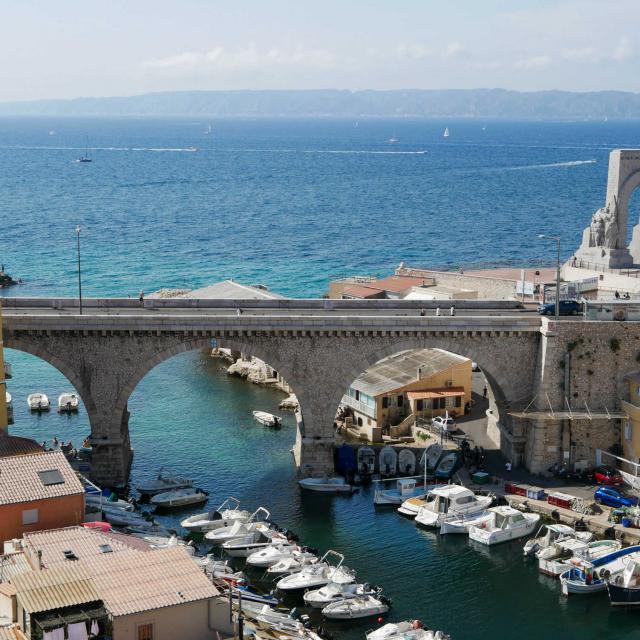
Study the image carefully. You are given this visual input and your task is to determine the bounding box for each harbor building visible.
[341,349,472,441]
[0,439,85,544]
[621,372,640,464]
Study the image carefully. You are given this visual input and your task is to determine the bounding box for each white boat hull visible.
[299,478,353,493]
[322,596,389,620]
[440,511,493,535]
[469,513,539,546]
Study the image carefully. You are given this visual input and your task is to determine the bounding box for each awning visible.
[509,411,627,421]
[33,604,107,631]
[407,387,466,400]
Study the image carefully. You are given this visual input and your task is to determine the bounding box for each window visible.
[416,399,424,411]
[138,624,153,640]
[382,397,389,409]
[37,469,65,486]
[355,390,360,401]
[397,395,404,408]
[22,509,39,525]
[625,422,632,441]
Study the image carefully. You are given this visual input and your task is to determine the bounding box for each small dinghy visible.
[136,467,194,497]
[523,524,589,557]
[102,508,154,529]
[468,506,539,546]
[231,584,279,606]
[434,451,458,478]
[379,446,398,477]
[415,486,492,528]
[252,410,282,428]
[398,449,416,475]
[266,551,319,577]
[181,496,250,533]
[57,392,79,413]
[423,443,443,471]
[299,476,354,493]
[304,581,379,609]
[205,507,271,544]
[366,620,450,640]
[440,510,493,535]
[322,593,390,620]
[27,392,50,412]
[151,487,208,509]
[357,446,376,475]
[276,550,354,593]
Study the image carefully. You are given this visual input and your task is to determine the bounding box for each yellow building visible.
[0,300,7,431]
[341,349,472,441]
[621,372,640,464]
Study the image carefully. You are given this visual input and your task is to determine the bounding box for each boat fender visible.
[600,569,611,580]
[551,510,560,521]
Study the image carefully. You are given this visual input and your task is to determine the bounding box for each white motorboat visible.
[322,594,390,619]
[222,530,288,558]
[398,449,416,475]
[96,500,135,516]
[246,542,298,568]
[57,392,79,413]
[304,581,378,609]
[439,510,493,535]
[205,507,271,544]
[422,443,443,472]
[538,539,621,578]
[415,485,493,528]
[252,410,282,428]
[27,392,50,411]
[84,492,132,511]
[266,551,319,577]
[398,494,429,518]
[375,478,435,506]
[379,446,398,476]
[434,451,458,479]
[151,487,208,509]
[357,447,376,475]
[523,524,590,557]
[136,467,194,497]
[276,550,354,593]
[143,534,195,555]
[299,476,354,493]
[607,556,640,606]
[367,620,450,640]
[102,508,154,529]
[181,496,250,533]
[468,506,540,546]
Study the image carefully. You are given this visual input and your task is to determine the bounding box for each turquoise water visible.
[3,118,640,638]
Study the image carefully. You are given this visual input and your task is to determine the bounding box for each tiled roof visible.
[0,451,83,506]
[341,284,385,299]
[374,275,432,293]
[10,563,100,614]
[87,547,218,616]
[0,582,17,597]
[184,280,284,300]
[0,436,43,458]
[0,627,28,640]
[0,553,30,581]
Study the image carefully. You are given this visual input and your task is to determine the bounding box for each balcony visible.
[341,394,376,419]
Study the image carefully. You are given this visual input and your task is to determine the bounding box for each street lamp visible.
[75,226,83,315]
[538,234,561,321]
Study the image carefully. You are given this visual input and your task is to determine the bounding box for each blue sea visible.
[3,117,640,639]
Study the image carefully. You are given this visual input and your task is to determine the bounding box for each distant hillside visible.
[1,89,639,119]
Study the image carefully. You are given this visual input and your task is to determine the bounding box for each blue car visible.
[594,486,639,508]
[537,300,583,316]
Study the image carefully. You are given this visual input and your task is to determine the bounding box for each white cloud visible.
[396,43,432,59]
[612,36,634,61]
[562,47,599,62]
[513,55,552,71]
[443,41,465,59]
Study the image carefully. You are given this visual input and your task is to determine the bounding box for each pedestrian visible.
[505,461,512,472]
[435,306,441,317]
[615,290,620,299]
[236,307,243,317]
[138,290,144,304]
[419,308,425,317]
[53,436,59,447]
[483,385,487,399]
[450,305,456,316]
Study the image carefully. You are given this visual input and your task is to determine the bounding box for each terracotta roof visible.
[407,387,466,400]
[341,284,385,299]
[374,275,432,293]
[0,451,83,506]
[0,436,43,458]
[88,547,218,617]
[11,563,100,614]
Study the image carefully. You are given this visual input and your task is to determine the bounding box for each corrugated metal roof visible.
[0,451,83,506]
[0,626,28,640]
[185,280,284,300]
[0,582,17,597]
[0,553,30,581]
[351,349,470,397]
[11,563,100,614]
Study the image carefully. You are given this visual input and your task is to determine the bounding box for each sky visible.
[0,0,638,102]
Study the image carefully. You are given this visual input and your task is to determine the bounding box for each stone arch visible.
[622,169,640,263]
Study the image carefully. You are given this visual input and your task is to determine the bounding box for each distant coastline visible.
[1,88,640,119]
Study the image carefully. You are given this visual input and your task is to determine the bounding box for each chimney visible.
[37,550,43,570]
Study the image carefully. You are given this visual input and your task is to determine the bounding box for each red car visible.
[593,465,623,486]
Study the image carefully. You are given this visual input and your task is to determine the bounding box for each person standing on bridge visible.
[435,306,441,316]
[139,290,144,305]
[450,305,456,316]
[419,308,426,317]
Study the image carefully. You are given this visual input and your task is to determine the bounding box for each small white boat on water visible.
[322,594,390,620]
[523,524,591,557]
[246,542,298,567]
[434,451,458,479]
[252,410,281,428]
[151,487,208,509]
[299,476,354,493]
[142,534,195,555]
[415,485,493,528]
[276,550,354,593]
[57,392,79,413]
[538,538,621,578]
[440,510,493,535]
[367,621,450,640]
[136,467,194,497]
[180,496,250,533]
[27,392,50,412]
[303,581,378,609]
[379,446,398,477]
[85,492,132,511]
[222,529,288,558]
[205,507,271,544]
[398,449,416,475]
[374,478,435,506]
[468,506,540,546]
[443,127,450,138]
[266,551,319,577]
[357,447,376,475]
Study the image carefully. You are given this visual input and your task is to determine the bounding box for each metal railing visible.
[341,394,376,419]
[572,259,640,277]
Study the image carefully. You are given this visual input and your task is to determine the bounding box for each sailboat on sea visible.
[205,123,213,135]
[76,137,92,163]
[388,133,399,144]
[443,127,450,138]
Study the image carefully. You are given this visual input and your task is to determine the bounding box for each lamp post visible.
[538,234,561,321]
[75,226,83,315]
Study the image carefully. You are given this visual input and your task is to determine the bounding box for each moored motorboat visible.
[357,446,376,475]
[57,392,79,413]
[523,524,590,557]
[276,550,354,593]
[298,476,354,493]
[366,620,450,640]
[468,506,540,546]
[374,478,434,506]
[322,593,390,619]
[222,529,288,558]
[102,508,154,529]
[246,542,299,567]
[439,510,493,535]
[303,581,379,609]
[253,410,282,428]
[266,551,319,577]
[136,467,194,497]
[379,446,398,477]
[398,449,416,475]
[415,485,492,528]
[27,392,50,411]
[181,496,250,533]
[205,507,271,544]
[538,538,621,578]
[151,487,208,509]
[434,451,458,479]
[607,557,640,606]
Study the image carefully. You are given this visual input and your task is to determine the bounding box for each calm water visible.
[3,117,640,639]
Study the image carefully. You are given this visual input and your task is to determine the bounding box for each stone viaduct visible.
[2,298,639,486]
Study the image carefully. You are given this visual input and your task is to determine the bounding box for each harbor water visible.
[3,118,640,638]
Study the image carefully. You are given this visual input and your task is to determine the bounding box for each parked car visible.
[537,300,583,316]
[593,465,624,486]
[432,416,456,433]
[594,486,638,508]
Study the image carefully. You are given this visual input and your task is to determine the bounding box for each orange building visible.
[0,443,85,544]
